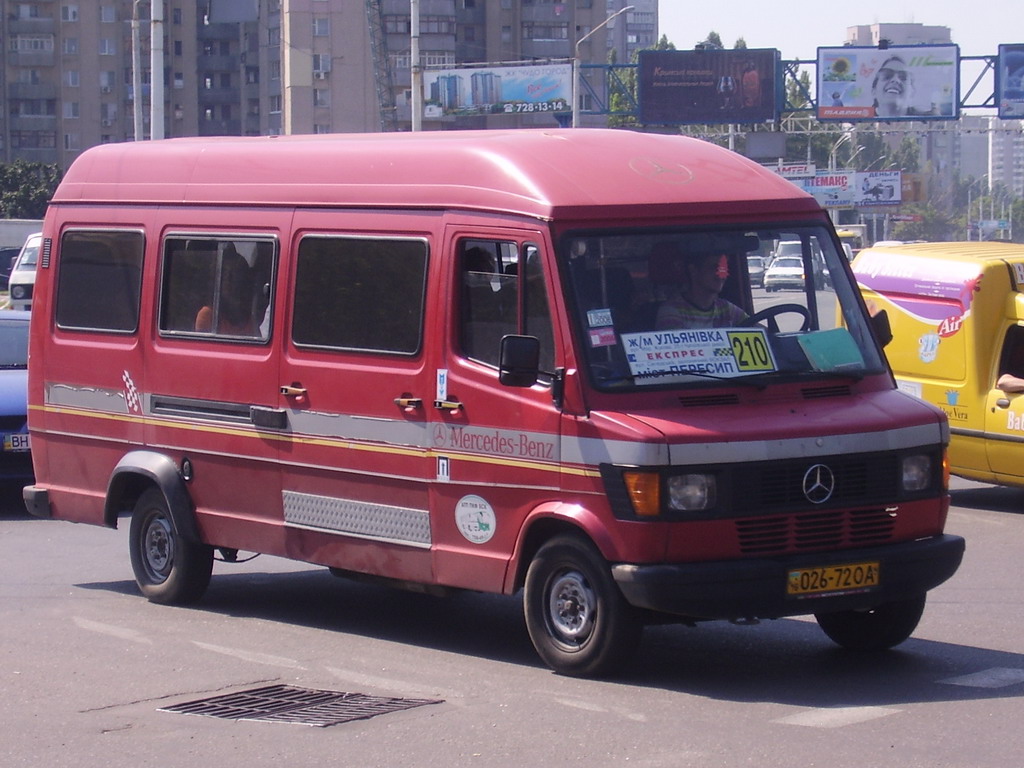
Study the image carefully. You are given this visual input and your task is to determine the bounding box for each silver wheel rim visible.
[142,514,174,582]
[547,569,596,643]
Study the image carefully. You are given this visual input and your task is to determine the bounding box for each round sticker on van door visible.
[455,495,496,544]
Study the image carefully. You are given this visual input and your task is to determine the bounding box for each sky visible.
[656,0,1017,61]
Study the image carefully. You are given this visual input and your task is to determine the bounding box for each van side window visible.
[459,239,555,377]
[996,326,1024,393]
[160,237,275,341]
[55,230,144,333]
[292,236,427,355]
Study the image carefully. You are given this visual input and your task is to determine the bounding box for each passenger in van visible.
[655,249,747,330]
[996,328,1024,393]
[195,244,259,336]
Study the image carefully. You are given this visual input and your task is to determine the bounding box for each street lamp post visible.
[572,5,634,128]
[131,0,164,140]
[966,175,987,241]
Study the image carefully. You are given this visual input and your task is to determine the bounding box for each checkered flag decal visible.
[122,370,141,413]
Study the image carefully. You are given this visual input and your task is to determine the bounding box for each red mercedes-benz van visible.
[24,129,963,676]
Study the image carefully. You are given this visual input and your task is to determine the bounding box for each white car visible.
[8,233,41,312]
[763,256,807,292]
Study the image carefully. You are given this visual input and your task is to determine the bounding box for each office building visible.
[1,0,650,170]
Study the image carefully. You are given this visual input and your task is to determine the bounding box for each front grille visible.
[736,507,896,555]
[737,452,899,514]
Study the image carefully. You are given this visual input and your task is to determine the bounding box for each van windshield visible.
[561,225,885,390]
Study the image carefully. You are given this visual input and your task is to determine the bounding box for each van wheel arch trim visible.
[504,502,620,594]
[105,450,200,542]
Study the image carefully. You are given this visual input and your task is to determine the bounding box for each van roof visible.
[52,129,818,222]
[857,241,1024,264]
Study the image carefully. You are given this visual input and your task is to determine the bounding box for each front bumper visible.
[612,534,964,620]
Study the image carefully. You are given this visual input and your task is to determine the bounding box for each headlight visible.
[667,473,716,511]
[10,285,24,299]
[901,454,932,492]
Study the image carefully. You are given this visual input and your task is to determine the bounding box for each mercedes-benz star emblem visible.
[802,464,835,504]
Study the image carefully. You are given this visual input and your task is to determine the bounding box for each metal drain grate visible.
[159,684,442,727]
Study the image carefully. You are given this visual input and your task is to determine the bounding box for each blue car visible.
[0,310,32,486]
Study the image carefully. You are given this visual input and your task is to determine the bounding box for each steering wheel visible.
[743,303,811,333]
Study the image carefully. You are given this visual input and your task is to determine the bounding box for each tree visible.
[0,161,62,219]
[607,35,674,128]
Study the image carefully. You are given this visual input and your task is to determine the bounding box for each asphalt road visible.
[1,477,1021,768]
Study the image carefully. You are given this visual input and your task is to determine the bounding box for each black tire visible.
[524,534,642,677]
[128,487,213,605]
[815,595,926,651]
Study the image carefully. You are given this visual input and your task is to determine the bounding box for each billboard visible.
[793,171,902,208]
[637,49,779,124]
[817,46,959,121]
[997,44,1024,118]
[421,64,571,117]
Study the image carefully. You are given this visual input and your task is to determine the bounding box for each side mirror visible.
[871,308,893,348]
[499,335,540,387]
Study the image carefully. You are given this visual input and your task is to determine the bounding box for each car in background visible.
[746,254,765,287]
[8,233,41,312]
[763,256,807,292]
[0,310,32,487]
[0,247,21,291]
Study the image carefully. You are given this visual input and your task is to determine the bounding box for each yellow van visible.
[853,241,1024,488]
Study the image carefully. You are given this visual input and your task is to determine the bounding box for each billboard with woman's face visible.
[817,46,959,121]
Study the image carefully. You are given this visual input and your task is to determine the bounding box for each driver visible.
[655,250,747,330]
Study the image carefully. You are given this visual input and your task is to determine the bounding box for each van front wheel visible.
[814,595,926,651]
[129,488,213,605]
[524,535,641,677]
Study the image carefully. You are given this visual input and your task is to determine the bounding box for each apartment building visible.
[1,0,650,170]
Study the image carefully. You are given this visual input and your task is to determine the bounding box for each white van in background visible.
[8,233,41,311]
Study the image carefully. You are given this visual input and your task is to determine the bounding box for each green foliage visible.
[0,160,62,219]
[890,203,955,242]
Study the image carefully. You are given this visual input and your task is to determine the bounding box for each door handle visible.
[433,398,462,411]
[394,396,423,410]
[280,385,307,397]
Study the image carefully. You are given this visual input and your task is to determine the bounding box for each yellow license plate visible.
[787,561,880,597]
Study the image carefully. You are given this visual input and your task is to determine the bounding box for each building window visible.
[312,54,331,73]
[100,5,116,22]
[173,73,184,89]
[63,102,80,119]
[313,88,330,108]
[65,71,80,87]
[13,35,55,52]
[522,22,569,41]
[61,5,79,22]
[313,17,330,36]
[269,95,282,113]
[64,133,80,151]
[62,37,78,54]
[99,39,115,55]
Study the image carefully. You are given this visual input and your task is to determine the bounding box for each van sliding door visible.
[279,211,436,582]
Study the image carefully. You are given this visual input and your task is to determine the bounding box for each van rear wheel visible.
[129,488,213,605]
[814,595,926,651]
[524,534,641,677]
